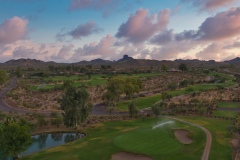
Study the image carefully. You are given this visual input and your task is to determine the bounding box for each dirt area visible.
[174,129,193,144]
[231,137,240,160]
[111,152,153,160]
[231,139,239,148]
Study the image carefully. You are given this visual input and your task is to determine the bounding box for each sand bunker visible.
[111,152,153,160]
[174,129,193,144]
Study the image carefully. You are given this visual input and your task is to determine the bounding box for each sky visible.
[0,0,240,63]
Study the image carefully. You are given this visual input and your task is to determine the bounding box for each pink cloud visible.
[198,7,240,40]
[116,8,170,43]
[51,45,74,61]
[182,0,237,11]
[0,16,28,44]
[71,35,116,61]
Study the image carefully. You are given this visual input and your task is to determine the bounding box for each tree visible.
[167,82,178,90]
[48,65,55,72]
[16,67,22,78]
[101,65,107,70]
[151,102,165,117]
[0,69,7,84]
[124,78,141,99]
[37,114,47,127]
[161,64,167,72]
[0,122,32,159]
[103,76,125,104]
[179,63,187,72]
[60,86,93,128]
[51,117,63,128]
[128,101,138,118]
[179,79,189,88]
[161,92,172,101]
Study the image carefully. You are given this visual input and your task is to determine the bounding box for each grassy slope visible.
[22,117,205,160]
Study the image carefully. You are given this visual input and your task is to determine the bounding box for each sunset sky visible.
[0,0,240,62]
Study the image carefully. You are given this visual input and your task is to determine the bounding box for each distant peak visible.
[118,54,133,62]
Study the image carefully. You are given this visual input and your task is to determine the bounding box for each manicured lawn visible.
[212,101,240,118]
[218,101,240,109]
[212,110,237,118]
[22,117,205,160]
[178,116,233,160]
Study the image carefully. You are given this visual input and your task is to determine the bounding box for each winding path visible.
[167,116,212,160]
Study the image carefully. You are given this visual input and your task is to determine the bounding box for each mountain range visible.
[0,55,239,70]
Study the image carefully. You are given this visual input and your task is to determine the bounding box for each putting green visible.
[114,124,181,157]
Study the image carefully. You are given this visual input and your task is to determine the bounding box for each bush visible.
[37,114,47,127]
[50,117,63,127]
[50,112,58,118]
[185,87,194,92]
[167,82,178,90]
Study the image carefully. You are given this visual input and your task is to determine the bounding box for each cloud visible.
[195,39,240,60]
[182,0,237,11]
[150,29,175,45]
[197,7,240,40]
[196,43,223,60]
[0,16,28,44]
[115,8,170,43]
[71,35,116,61]
[163,7,240,42]
[56,21,102,41]
[51,45,74,61]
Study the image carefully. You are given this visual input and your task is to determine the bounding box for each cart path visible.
[167,116,212,160]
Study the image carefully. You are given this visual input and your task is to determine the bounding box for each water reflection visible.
[0,132,84,159]
[51,133,63,142]
[21,132,84,156]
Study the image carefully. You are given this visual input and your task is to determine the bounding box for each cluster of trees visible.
[102,76,142,112]
[179,63,188,72]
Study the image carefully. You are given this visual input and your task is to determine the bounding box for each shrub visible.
[50,117,63,127]
[167,82,178,90]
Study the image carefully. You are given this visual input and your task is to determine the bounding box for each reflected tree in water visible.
[51,133,63,142]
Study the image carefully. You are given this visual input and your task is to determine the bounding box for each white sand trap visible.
[174,129,193,144]
[111,152,153,160]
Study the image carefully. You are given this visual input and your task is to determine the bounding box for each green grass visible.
[218,101,240,109]
[22,117,205,160]
[212,110,237,118]
[178,116,233,160]
[212,101,240,118]
[30,73,162,90]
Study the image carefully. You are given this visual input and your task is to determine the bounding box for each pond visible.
[0,132,85,159]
